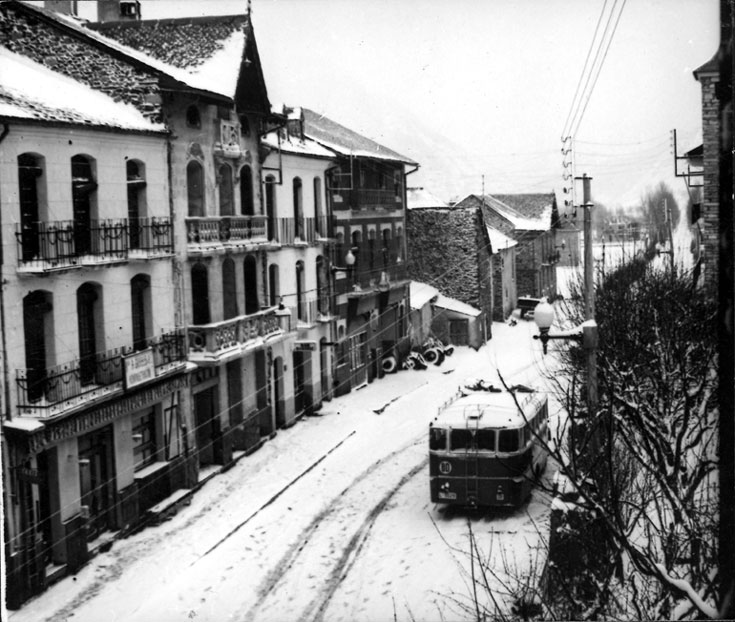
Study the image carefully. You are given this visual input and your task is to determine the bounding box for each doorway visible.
[78,426,114,541]
[194,387,217,466]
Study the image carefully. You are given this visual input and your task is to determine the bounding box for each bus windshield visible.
[498,429,520,452]
[429,428,447,450]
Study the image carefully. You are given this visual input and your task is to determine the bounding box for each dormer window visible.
[186,105,201,129]
[120,1,139,17]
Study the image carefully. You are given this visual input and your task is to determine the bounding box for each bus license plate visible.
[439,491,457,500]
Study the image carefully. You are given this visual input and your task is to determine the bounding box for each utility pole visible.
[578,174,599,441]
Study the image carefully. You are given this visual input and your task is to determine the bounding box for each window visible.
[187,161,205,217]
[18,153,44,261]
[120,1,139,17]
[240,165,254,216]
[132,408,157,470]
[265,175,276,241]
[296,260,305,321]
[293,177,303,238]
[450,429,473,451]
[218,164,234,216]
[23,291,52,402]
[130,275,150,351]
[127,160,147,249]
[186,105,201,129]
[429,428,447,451]
[313,177,323,235]
[244,255,259,314]
[71,155,97,255]
[77,283,100,385]
[191,264,210,324]
[477,429,496,451]
[498,429,520,453]
[222,258,238,320]
[268,263,279,308]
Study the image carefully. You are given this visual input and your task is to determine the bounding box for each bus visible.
[429,386,549,508]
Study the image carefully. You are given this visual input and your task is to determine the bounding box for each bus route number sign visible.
[439,461,452,475]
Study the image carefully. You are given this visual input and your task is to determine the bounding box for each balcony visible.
[269,217,319,246]
[16,329,187,418]
[16,218,173,273]
[329,188,404,211]
[186,215,267,255]
[187,307,285,365]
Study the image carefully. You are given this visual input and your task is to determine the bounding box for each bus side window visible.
[499,429,519,453]
[430,428,447,451]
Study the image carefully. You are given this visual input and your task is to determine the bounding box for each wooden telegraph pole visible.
[578,174,599,442]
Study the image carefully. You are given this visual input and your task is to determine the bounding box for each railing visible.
[286,298,319,326]
[315,215,332,239]
[16,217,173,270]
[271,218,317,245]
[329,188,403,210]
[16,329,187,416]
[186,215,268,245]
[188,307,283,359]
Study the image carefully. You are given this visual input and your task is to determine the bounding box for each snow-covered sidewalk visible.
[8,320,556,622]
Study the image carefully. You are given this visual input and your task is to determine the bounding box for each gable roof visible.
[90,13,272,113]
[485,227,518,254]
[409,281,440,310]
[433,293,482,317]
[407,187,449,209]
[456,194,552,232]
[0,46,165,132]
[302,108,417,165]
[491,193,556,221]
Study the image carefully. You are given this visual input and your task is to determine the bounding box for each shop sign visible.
[294,340,317,352]
[17,467,43,484]
[124,348,155,390]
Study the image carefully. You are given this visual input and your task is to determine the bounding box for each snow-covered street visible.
[9,321,556,622]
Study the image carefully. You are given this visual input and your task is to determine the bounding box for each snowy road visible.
[9,321,555,622]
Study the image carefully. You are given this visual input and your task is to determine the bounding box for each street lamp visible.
[532,298,588,355]
[331,247,357,273]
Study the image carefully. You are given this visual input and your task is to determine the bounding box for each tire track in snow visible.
[242,438,427,622]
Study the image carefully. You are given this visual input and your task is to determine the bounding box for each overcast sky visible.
[76,0,719,208]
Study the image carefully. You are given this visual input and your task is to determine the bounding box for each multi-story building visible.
[0,43,188,607]
[297,109,417,394]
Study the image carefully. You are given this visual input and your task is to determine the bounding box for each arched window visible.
[316,256,328,315]
[191,263,210,325]
[296,260,305,321]
[265,175,277,242]
[313,176,323,236]
[244,255,259,315]
[382,228,392,267]
[222,257,238,319]
[186,105,201,129]
[23,290,52,402]
[127,160,147,249]
[71,155,97,255]
[293,177,303,239]
[18,153,44,261]
[240,165,254,216]
[130,274,151,350]
[268,263,279,308]
[187,161,205,217]
[218,164,234,216]
[77,282,101,385]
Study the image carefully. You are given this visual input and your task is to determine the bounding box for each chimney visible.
[96,1,141,23]
[44,1,78,16]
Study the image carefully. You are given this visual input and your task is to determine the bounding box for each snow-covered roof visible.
[433,294,481,317]
[409,281,439,310]
[455,193,553,232]
[0,47,165,132]
[486,226,518,254]
[432,390,546,430]
[482,195,550,231]
[261,130,336,159]
[302,108,417,165]
[407,187,448,209]
[90,13,254,100]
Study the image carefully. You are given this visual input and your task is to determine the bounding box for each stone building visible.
[455,193,559,301]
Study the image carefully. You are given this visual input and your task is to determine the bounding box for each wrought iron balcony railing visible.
[187,307,283,363]
[269,217,317,246]
[329,188,404,210]
[186,215,268,246]
[16,329,187,417]
[16,217,173,271]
